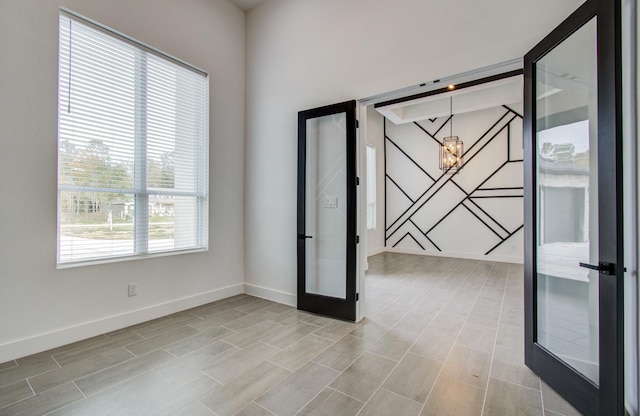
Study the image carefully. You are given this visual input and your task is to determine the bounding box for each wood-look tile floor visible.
[0,253,582,415]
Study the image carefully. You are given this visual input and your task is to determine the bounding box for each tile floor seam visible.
[380,386,425,406]
[257,340,285,352]
[38,382,86,416]
[324,303,421,413]
[196,399,216,416]
[309,331,349,343]
[479,263,509,416]
[50,355,63,369]
[71,350,173,397]
[0,382,36,412]
[197,366,232,386]
[50,339,106,363]
[248,400,278,416]
[25,375,36,396]
[131,329,146,339]
[72,381,87,399]
[162,347,180,359]
[417,262,496,416]
[32,354,129,397]
[274,332,337,367]
[265,359,292,373]
[121,344,138,357]
[361,282,462,414]
[365,349,401,363]
[404,348,447,363]
[261,362,343,416]
[489,376,542,393]
[326,386,366,404]
[311,357,354,374]
[539,377,546,414]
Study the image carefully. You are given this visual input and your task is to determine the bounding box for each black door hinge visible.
[355,293,359,301]
[356,177,360,185]
[355,235,360,244]
[355,119,359,128]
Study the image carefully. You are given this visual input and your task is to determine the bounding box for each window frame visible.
[57,8,209,268]
[366,144,377,230]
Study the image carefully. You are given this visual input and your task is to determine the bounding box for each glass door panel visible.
[305,113,348,299]
[535,17,599,384]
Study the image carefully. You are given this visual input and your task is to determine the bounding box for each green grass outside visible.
[61,223,173,240]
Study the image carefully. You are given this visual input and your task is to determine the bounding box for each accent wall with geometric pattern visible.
[384,104,524,262]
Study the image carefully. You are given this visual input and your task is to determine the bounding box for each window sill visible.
[56,247,208,269]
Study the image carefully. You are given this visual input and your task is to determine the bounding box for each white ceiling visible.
[228,0,264,11]
[376,76,523,125]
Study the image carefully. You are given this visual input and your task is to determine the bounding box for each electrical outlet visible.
[128,283,138,297]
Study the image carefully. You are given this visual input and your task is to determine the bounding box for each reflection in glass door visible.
[535,17,599,384]
[304,113,348,299]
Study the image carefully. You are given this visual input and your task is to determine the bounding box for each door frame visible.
[523,0,624,414]
[297,100,358,322]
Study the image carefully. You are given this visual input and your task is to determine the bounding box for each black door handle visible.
[579,262,615,275]
[297,234,313,239]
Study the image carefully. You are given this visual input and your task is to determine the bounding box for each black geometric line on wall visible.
[461,202,506,239]
[387,112,519,237]
[409,218,441,251]
[465,196,510,235]
[384,106,524,255]
[413,115,453,145]
[385,110,517,239]
[404,162,523,246]
[507,123,511,159]
[485,224,524,255]
[424,234,441,251]
[393,232,425,250]
[448,177,512,235]
[477,187,523,191]
[423,186,508,240]
[503,104,523,119]
[414,111,513,152]
[464,115,519,161]
[383,112,387,246]
[457,159,521,234]
[386,174,414,203]
[384,163,451,235]
[413,116,453,145]
[386,137,436,182]
[470,195,523,199]
[428,117,438,123]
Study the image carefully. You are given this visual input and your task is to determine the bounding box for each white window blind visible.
[57,11,209,265]
[366,144,376,230]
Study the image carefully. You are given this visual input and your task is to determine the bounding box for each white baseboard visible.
[367,247,385,257]
[0,284,244,363]
[384,246,524,264]
[244,283,296,307]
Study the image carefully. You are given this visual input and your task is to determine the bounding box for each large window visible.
[366,144,377,230]
[57,10,209,266]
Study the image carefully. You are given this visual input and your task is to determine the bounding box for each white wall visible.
[245,0,583,299]
[366,106,385,256]
[0,0,246,362]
